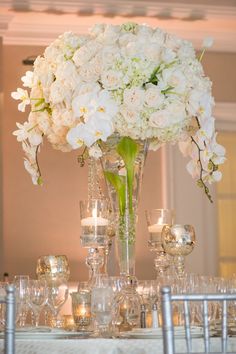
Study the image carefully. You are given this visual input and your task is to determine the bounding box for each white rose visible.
[137,25,153,37]
[144,85,164,108]
[165,33,182,51]
[34,57,55,87]
[102,25,120,44]
[49,80,72,104]
[162,68,187,93]
[101,46,120,65]
[144,43,161,61]
[119,33,136,47]
[79,64,99,82]
[178,41,195,60]
[161,47,176,63]
[149,110,170,128]
[120,105,140,122]
[76,83,100,96]
[62,31,81,49]
[123,87,144,109]
[72,41,101,67]
[90,24,105,36]
[152,28,165,46]
[101,70,123,90]
[55,61,79,89]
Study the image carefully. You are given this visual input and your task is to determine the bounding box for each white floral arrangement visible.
[12,22,225,201]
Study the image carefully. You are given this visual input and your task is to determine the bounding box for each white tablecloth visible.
[1,337,236,354]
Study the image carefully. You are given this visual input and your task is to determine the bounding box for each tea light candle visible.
[81,216,109,227]
[81,207,108,227]
[148,217,167,233]
[74,304,90,318]
[63,315,75,330]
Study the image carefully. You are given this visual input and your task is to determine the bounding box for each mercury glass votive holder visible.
[71,286,92,331]
[36,255,70,282]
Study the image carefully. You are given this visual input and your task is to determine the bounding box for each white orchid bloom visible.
[91,90,119,119]
[178,139,192,157]
[11,88,30,112]
[186,159,200,179]
[66,123,86,149]
[21,71,35,88]
[86,116,114,144]
[72,92,96,119]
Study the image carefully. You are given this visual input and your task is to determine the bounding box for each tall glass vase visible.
[100,135,149,277]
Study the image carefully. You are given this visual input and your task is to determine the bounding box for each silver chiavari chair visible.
[1,285,15,354]
[161,286,236,354]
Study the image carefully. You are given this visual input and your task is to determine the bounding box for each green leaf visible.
[104,171,126,216]
[116,137,140,214]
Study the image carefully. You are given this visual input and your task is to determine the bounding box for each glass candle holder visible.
[80,199,110,249]
[161,224,196,277]
[71,285,91,331]
[145,209,174,277]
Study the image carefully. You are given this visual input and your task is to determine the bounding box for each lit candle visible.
[148,217,167,233]
[63,315,75,330]
[81,208,109,227]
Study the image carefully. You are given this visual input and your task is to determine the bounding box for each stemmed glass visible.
[161,224,196,277]
[47,281,69,328]
[14,275,30,327]
[80,199,110,285]
[145,209,174,277]
[27,279,48,327]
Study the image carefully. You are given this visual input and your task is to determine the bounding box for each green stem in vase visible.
[116,137,140,215]
[103,171,126,216]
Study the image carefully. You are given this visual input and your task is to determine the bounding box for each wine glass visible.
[27,279,48,327]
[14,275,30,327]
[47,280,69,328]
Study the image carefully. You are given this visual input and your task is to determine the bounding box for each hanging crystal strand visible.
[87,156,104,201]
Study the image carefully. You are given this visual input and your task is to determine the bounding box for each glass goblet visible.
[145,209,174,277]
[47,280,69,328]
[27,279,48,327]
[36,255,70,282]
[162,224,196,277]
[14,275,30,327]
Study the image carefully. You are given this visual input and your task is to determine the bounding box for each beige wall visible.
[2,44,236,281]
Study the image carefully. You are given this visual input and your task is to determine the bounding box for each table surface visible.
[1,337,236,354]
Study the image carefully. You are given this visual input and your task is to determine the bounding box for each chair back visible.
[1,285,15,354]
[161,286,236,354]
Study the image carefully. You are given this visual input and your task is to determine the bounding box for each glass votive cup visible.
[71,290,91,331]
[145,209,174,251]
[80,199,110,249]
